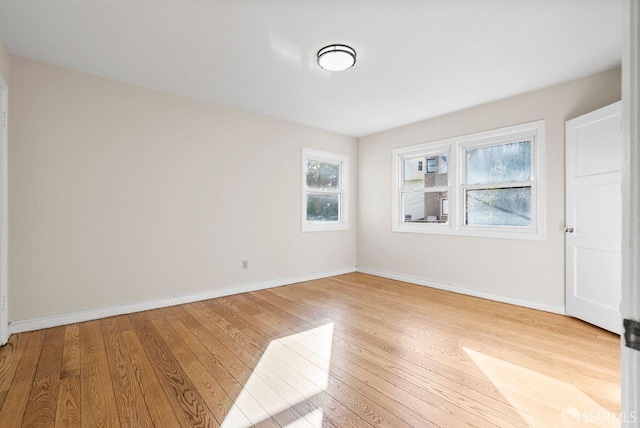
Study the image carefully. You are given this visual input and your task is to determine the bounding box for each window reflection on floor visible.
[463,347,620,427]
[222,323,334,428]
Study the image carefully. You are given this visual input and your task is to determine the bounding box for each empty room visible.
[0,1,639,427]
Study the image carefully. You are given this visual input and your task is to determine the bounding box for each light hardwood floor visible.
[0,273,620,427]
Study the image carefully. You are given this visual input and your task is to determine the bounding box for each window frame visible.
[397,144,451,231]
[302,148,349,232]
[458,133,537,235]
[392,120,545,240]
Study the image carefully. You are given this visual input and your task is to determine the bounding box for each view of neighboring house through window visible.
[426,157,437,173]
[392,120,544,239]
[302,148,349,232]
[402,152,449,224]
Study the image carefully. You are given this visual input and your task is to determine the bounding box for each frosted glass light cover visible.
[317,45,356,71]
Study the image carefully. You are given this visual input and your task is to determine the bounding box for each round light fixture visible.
[317,44,356,72]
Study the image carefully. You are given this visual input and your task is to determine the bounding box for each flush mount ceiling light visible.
[317,44,356,72]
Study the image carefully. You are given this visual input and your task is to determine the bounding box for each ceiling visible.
[0,0,623,137]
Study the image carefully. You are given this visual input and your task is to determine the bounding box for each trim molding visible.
[621,0,640,419]
[0,77,7,346]
[9,267,356,335]
[356,267,566,315]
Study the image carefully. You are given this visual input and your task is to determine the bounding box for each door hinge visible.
[624,319,640,352]
[0,296,5,310]
[1,112,5,127]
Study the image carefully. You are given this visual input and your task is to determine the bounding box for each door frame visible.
[0,75,7,346]
[622,0,639,422]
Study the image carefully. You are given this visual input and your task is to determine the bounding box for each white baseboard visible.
[9,267,356,335]
[356,267,566,315]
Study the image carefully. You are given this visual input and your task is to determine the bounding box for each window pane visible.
[466,140,531,185]
[466,187,531,226]
[306,160,339,190]
[404,153,448,189]
[403,191,448,223]
[307,194,339,222]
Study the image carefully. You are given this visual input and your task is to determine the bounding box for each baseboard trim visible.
[9,267,356,334]
[356,267,566,315]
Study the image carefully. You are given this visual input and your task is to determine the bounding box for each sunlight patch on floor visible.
[221,323,334,428]
[463,347,618,427]
[284,409,324,428]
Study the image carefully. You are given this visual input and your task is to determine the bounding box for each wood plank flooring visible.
[0,273,620,427]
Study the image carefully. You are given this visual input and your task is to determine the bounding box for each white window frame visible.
[302,148,349,232]
[395,144,452,234]
[392,120,545,240]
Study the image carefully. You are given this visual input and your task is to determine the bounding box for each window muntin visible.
[302,149,349,231]
[392,121,544,239]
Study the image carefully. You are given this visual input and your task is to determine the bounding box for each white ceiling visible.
[0,0,622,137]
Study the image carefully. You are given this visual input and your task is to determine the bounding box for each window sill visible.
[392,223,544,240]
[302,222,349,232]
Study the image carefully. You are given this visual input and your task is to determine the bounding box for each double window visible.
[393,121,545,239]
[302,148,349,232]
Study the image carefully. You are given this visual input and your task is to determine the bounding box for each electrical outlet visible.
[242,260,248,269]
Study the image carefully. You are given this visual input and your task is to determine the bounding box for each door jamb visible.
[622,0,640,422]
[0,75,7,346]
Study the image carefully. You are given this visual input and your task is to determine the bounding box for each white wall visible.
[5,51,622,323]
[9,55,357,322]
[358,69,621,308]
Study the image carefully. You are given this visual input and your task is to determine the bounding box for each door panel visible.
[576,116,622,176]
[575,177,621,240]
[566,101,622,334]
[574,247,621,307]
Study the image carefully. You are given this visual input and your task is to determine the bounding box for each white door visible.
[566,101,622,334]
